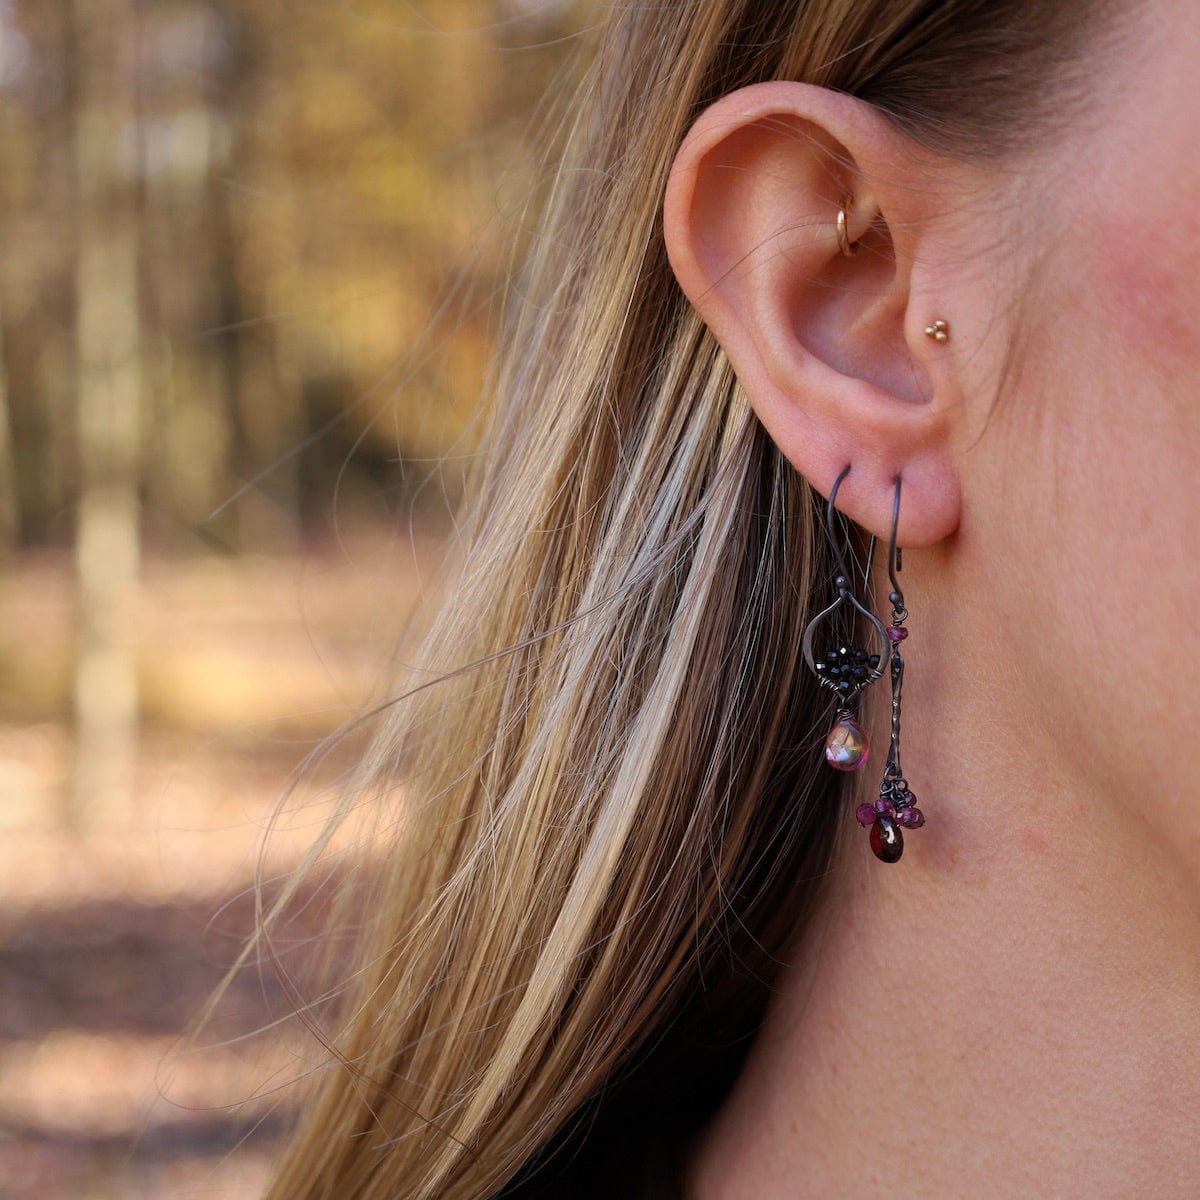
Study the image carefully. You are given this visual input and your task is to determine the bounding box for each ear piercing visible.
[836,197,857,257]
[833,207,949,350]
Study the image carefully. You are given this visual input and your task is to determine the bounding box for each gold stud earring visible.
[924,319,949,343]
[836,197,857,257]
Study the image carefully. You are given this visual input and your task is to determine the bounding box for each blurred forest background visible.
[0,0,587,1195]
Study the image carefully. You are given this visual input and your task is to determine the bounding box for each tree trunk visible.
[0,282,20,555]
[67,0,142,828]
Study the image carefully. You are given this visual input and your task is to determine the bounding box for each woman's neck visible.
[685,568,1200,1199]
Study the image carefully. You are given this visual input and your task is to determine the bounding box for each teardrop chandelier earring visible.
[801,465,890,773]
[854,476,927,863]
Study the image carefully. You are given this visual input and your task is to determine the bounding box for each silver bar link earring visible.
[853,476,927,862]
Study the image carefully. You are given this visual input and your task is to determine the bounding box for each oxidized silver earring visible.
[801,465,889,772]
[853,475,927,862]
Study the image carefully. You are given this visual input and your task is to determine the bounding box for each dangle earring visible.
[854,476,927,863]
[801,465,890,772]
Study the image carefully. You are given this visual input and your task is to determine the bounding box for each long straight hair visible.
[262,3,1109,1196]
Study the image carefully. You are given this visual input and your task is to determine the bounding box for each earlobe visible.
[663,81,962,547]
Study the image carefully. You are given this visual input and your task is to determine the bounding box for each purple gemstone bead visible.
[874,797,896,819]
[887,625,909,643]
[908,807,925,829]
[855,802,876,827]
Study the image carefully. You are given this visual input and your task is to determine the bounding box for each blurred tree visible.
[0,285,18,554]
[0,0,591,823]
[2,0,588,558]
[67,0,142,824]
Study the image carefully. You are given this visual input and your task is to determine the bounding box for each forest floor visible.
[0,524,446,1199]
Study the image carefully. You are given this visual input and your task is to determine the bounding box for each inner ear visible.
[789,206,921,404]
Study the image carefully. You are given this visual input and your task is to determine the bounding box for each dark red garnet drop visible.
[869,815,904,864]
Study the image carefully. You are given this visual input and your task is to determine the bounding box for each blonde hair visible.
[261,3,1109,1196]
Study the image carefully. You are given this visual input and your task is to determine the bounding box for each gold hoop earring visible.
[836,198,857,257]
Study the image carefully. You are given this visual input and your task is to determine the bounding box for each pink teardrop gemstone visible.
[824,714,869,771]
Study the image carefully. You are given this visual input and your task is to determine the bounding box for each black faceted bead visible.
[838,680,852,693]
[868,654,881,669]
[826,651,840,664]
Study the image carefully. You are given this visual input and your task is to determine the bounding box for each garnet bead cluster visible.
[855,778,925,865]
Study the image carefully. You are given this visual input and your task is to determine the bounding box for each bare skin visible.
[683,551,1200,1198]
[665,2,1200,1195]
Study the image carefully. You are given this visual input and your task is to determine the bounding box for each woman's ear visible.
[663,81,963,546]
